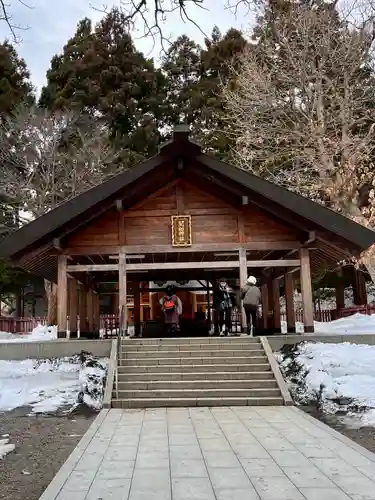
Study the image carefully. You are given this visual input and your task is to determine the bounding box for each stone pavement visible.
[40,406,375,500]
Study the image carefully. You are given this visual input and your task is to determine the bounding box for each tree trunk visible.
[45,279,57,325]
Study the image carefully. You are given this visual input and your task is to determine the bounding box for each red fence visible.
[0,316,47,334]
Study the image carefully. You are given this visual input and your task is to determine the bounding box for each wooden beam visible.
[62,241,301,256]
[119,252,127,334]
[300,248,314,333]
[124,208,240,217]
[67,264,119,272]
[57,255,67,336]
[284,273,296,333]
[68,278,78,337]
[124,259,300,272]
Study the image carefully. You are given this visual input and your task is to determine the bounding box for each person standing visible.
[160,285,182,335]
[213,279,232,336]
[241,276,261,335]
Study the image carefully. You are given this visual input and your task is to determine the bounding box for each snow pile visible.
[314,313,375,335]
[277,341,375,425]
[280,313,375,335]
[0,352,108,414]
[0,324,57,342]
[0,437,15,459]
[71,352,107,412]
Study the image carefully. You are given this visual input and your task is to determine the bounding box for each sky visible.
[0,0,254,92]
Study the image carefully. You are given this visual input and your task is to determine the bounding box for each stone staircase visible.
[112,336,286,408]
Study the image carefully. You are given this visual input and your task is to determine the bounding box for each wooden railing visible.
[0,316,47,334]
[2,305,374,335]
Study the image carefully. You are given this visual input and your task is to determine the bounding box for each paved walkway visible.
[40,406,375,500]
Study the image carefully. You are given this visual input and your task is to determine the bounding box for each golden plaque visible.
[171,215,192,247]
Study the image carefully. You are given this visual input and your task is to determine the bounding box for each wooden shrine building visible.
[1,126,375,337]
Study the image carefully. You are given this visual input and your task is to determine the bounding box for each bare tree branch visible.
[0,0,31,43]
[223,0,375,278]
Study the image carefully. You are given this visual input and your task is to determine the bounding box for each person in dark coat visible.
[213,279,232,336]
[241,275,261,335]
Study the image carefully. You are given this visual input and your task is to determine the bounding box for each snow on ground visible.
[0,324,57,342]
[314,313,375,335]
[277,341,375,426]
[0,437,15,459]
[280,313,375,335]
[0,355,108,414]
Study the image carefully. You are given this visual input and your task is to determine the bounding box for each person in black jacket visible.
[213,279,232,336]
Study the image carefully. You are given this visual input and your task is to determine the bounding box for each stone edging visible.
[103,339,117,408]
[291,406,375,464]
[39,409,109,500]
[260,336,294,406]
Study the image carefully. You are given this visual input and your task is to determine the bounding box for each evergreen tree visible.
[0,41,34,119]
[39,8,165,159]
[161,27,247,160]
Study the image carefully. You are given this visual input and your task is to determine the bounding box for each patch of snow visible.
[277,341,375,425]
[0,438,15,459]
[0,324,57,342]
[281,313,375,335]
[0,354,108,414]
[314,313,375,335]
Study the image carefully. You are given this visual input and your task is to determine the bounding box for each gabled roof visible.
[0,126,374,261]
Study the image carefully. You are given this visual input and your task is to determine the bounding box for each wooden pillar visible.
[272,279,281,333]
[336,268,345,310]
[134,281,141,337]
[353,269,367,306]
[68,278,78,338]
[57,255,68,338]
[300,248,314,333]
[79,284,87,334]
[192,293,197,317]
[284,273,296,333]
[261,283,269,332]
[119,252,127,334]
[239,248,247,332]
[87,288,94,331]
[206,280,211,329]
[93,292,100,333]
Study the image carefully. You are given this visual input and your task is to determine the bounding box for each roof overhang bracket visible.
[115,199,123,212]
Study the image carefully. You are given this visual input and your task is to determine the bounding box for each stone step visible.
[117,371,275,381]
[115,379,278,390]
[121,356,268,366]
[113,388,280,399]
[121,336,260,345]
[112,396,284,408]
[113,389,281,399]
[118,363,271,374]
[121,342,261,352]
[120,349,265,359]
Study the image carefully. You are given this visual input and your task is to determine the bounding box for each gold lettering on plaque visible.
[171,215,192,247]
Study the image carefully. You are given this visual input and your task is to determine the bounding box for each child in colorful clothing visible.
[160,285,183,335]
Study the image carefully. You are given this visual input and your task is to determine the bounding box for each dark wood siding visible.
[65,180,300,250]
